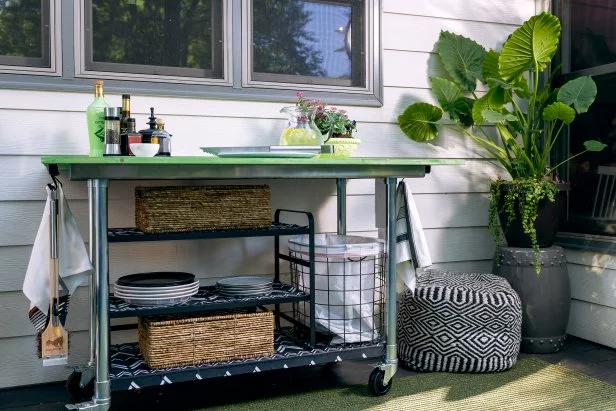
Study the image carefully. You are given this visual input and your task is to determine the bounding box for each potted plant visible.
[295,92,361,158]
[397,12,606,272]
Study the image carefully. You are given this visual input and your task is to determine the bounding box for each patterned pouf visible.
[397,268,522,372]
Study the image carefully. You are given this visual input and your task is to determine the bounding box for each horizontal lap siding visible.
[0,1,537,387]
[564,249,616,348]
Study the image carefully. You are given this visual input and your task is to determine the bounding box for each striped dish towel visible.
[395,180,432,293]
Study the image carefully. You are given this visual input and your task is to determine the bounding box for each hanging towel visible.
[23,184,92,329]
[395,180,432,294]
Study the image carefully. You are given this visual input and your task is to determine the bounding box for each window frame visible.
[75,0,232,85]
[0,0,61,76]
[243,0,371,92]
[0,0,383,107]
[553,0,616,240]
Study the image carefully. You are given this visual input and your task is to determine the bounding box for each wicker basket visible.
[138,310,274,369]
[135,185,272,233]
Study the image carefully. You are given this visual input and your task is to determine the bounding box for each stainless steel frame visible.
[48,159,449,410]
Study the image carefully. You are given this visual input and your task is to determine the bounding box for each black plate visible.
[117,272,195,288]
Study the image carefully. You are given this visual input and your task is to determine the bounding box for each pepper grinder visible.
[103,107,121,156]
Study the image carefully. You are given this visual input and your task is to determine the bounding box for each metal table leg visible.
[336,178,347,235]
[381,177,398,383]
[67,179,110,411]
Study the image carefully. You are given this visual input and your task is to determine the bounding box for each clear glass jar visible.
[279,105,324,146]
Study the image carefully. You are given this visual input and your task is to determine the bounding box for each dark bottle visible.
[126,118,142,156]
[138,107,158,143]
[119,95,131,155]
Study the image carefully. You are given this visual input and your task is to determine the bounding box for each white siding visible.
[0,1,537,388]
[565,249,616,349]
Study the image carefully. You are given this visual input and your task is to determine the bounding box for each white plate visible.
[114,281,199,294]
[119,296,192,306]
[114,288,198,299]
[217,276,273,287]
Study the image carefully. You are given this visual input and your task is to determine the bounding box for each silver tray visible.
[201,146,323,158]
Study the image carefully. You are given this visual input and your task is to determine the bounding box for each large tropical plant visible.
[398,12,606,270]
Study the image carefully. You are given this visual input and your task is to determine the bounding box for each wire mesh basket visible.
[288,234,385,346]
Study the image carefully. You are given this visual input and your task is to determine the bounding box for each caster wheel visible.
[368,368,392,396]
[66,371,94,400]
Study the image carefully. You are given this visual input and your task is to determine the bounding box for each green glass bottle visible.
[86,80,110,157]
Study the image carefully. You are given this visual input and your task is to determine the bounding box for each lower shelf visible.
[110,332,385,391]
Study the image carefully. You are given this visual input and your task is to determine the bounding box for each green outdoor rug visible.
[206,358,616,411]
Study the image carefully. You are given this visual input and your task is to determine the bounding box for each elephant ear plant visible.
[398,12,606,272]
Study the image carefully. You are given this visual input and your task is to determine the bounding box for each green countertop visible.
[41,155,463,180]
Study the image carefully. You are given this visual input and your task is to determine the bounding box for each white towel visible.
[395,180,432,293]
[23,184,92,318]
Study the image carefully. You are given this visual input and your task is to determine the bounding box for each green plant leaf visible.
[456,97,475,127]
[397,102,443,142]
[584,140,608,151]
[437,31,486,91]
[542,102,576,124]
[482,109,517,123]
[472,94,490,124]
[557,76,597,114]
[483,50,501,82]
[499,12,561,81]
[429,77,462,114]
[472,88,507,124]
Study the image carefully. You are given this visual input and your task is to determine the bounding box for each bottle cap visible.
[94,80,104,86]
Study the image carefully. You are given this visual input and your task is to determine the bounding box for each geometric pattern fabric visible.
[398,268,522,372]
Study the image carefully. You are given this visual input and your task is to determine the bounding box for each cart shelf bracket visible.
[65,400,108,411]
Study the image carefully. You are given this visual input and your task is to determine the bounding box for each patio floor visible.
[1,336,614,410]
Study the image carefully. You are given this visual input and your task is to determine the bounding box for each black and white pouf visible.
[397,269,522,373]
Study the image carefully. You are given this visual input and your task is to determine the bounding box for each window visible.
[80,0,225,83]
[247,0,366,89]
[0,0,55,73]
[0,0,381,104]
[555,0,616,236]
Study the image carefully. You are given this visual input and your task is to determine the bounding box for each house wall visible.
[0,0,537,388]
[565,249,616,349]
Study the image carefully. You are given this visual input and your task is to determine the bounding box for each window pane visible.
[569,0,616,72]
[251,0,365,87]
[87,0,223,78]
[561,74,616,234]
[0,0,50,68]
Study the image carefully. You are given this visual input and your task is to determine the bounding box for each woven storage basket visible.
[138,310,274,369]
[135,185,272,233]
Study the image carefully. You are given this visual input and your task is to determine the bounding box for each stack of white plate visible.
[114,272,199,306]
[216,276,273,297]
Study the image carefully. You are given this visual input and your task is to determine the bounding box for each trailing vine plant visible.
[489,178,559,273]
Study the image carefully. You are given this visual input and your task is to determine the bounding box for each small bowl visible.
[130,143,160,157]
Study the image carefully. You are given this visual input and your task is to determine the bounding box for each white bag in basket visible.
[289,234,384,344]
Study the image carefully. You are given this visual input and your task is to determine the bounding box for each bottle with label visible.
[120,94,131,155]
[86,80,110,157]
[126,118,142,156]
[152,118,172,156]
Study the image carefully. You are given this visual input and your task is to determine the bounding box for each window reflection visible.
[0,0,50,67]
[251,0,364,87]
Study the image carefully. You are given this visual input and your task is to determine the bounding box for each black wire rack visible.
[288,235,385,347]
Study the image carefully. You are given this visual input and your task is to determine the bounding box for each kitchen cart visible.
[41,156,461,411]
